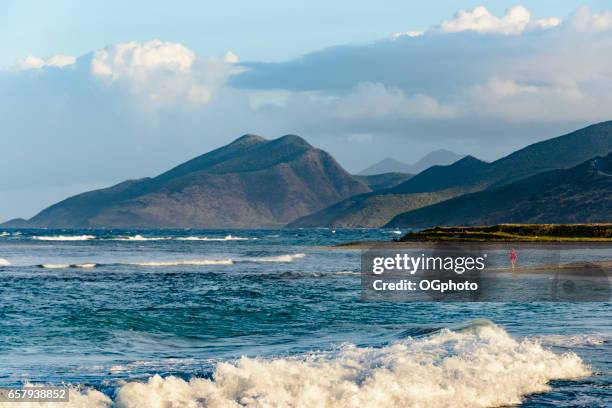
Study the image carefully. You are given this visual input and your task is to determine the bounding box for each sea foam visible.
[176,235,254,241]
[32,235,96,241]
[112,323,588,408]
[112,235,171,241]
[5,322,591,408]
[248,253,306,263]
[131,259,234,267]
[0,258,10,266]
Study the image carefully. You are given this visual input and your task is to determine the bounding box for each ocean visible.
[0,229,609,407]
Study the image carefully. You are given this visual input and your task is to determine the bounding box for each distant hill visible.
[353,172,413,191]
[387,152,612,227]
[358,149,463,175]
[290,121,612,227]
[3,134,370,228]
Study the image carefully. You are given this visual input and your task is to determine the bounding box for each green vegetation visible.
[401,224,612,242]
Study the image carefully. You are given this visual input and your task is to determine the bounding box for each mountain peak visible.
[230,133,267,146]
[273,134,312,148]
[455,155,486,165]
[359,150,464,175]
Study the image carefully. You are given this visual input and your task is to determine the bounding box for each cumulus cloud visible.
[435,5,562,35]
[437,5,532,35]
[334,82,456,120]
[570,6,612,32]
[91,39,195,78]
[223,51,239,63]
[19,54,76,70]
[90,39,238,105]
[391,31,423,39]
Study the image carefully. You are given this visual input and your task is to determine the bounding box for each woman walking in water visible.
[510,248,518,272]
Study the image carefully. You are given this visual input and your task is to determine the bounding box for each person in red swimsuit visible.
[510,248,518,272]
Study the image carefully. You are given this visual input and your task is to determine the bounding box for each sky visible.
[1,1,612,220]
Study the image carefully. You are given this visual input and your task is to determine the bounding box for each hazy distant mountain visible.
[290,121,612,227]
[358,149,463,175]
[353,172,413,191]
[387,152,612,227]
[3,134,370,228]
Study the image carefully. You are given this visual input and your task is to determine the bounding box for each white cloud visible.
[532,17,562,30]
[91,39,196,79]
[571,6,612,32]
[19,54,76,70]
[334,82,457,120]
[391,31,423,39]
[90,39,238,106]
[223,51,239,63]
[437,5,559,35]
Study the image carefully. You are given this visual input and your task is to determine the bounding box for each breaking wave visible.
[176,235,255,241]
[130,259,234,267]
[247,253,306,263]
[32,235,96,241]
[31,254,306,269]
[112,235,171,241]
[43,321,590,408]
[535,333,608,347]
[38,263,98,269]
[0,258,10,266]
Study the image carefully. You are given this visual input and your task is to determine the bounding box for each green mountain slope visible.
[6,135,370,228]
[290,121,612,227]
[353,172,413,191]
[387,153,612,227]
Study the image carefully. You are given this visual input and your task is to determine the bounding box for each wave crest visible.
[33,235,95,241]
[176,235,254,241]
[131,259,234,267]
[112,235,171,241]
[248,253,306,263]
[108,323,589,408]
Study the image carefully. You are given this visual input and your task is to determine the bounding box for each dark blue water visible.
[0,229,609,407]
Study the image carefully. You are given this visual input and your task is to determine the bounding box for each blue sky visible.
[3,0,609,64]
[1,2,612,220]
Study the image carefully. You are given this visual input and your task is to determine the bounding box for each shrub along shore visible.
[400,224,612,242]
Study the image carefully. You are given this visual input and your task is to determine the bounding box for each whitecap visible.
[110,323,590,408]
[0,231,9,237]
[334,271,361,276]
[535,333,607,347]
[39,264,71,269]
[0,258,10,266]
[113,235,171,241]
[33,235,96,241]
[73,263,97,269]
[248,253,306,263]
[131,259,234,267]
[176,235,254,241]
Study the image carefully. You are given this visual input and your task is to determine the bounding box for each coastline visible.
[327,240,612,250]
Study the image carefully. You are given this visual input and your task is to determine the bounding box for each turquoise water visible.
[0,229,610,407]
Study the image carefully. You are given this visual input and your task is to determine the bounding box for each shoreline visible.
[326,240,612,250]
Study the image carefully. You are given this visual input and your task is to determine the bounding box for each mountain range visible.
[387,152,612,227]
[3,121,612,229]
[2,134,369,228]
[358,149,463,175]
[290,121,612,227]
